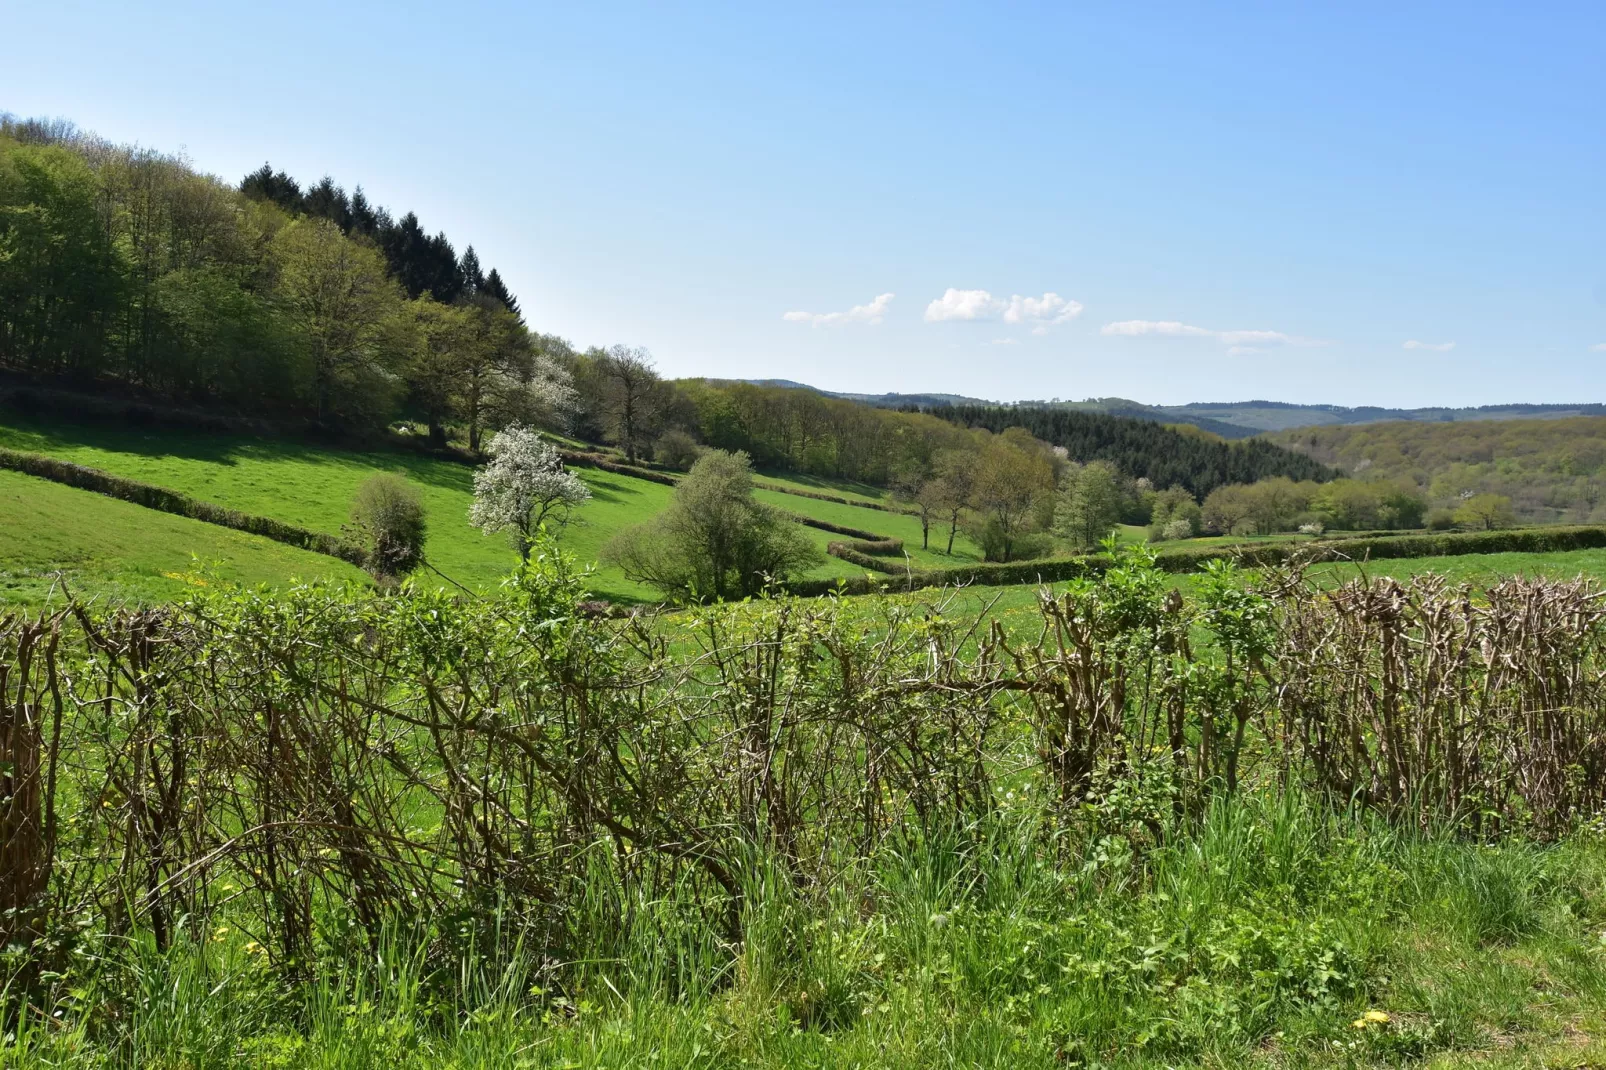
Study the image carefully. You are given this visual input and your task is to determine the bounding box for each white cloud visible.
[783,293,894,327]
[1403,339,1456,352]
[1101,319,1323,348]
[925,289,1084,332]
[1592,343,1606,352]
[1003,292,1083,326]
[988,337,1019,346]
[924,288,1003,322]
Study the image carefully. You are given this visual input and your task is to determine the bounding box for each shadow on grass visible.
[0,412,477,493]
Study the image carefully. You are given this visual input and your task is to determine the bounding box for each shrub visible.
[1425,507,1457,531]
[653,428,703,470]
[1162,518,1195,541]
[347,474,427,582]
[605,449,823,602]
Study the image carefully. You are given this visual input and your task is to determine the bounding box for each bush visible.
[348,473,427,581]
[1162,518,1195,541]
[1425,507,1457,531]
[605,449,823,602]
[653,429,703,470]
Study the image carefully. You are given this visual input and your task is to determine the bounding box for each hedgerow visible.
[0,447,368,567]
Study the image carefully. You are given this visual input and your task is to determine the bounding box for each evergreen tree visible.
[483,268,521,319]
[240,163,303,213]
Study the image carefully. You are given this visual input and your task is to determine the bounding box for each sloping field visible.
[0,468,368,606]
[0,415,961,602]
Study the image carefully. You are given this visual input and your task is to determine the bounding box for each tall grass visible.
[5,545,1606,1065]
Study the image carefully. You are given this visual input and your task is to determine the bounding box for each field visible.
[0,414,979,604]
[0,468,368,606]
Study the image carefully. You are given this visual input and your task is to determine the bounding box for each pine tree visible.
[483,268,521,319]
[459,246,486,295]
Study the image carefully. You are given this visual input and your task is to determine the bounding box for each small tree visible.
[348,473,427,582]
[1054,461,1125,550]
[1454,492,1516,531]
[604,449,822,602]
[654,428,703,470]
[970,439,1053,562]
[469,425,591,563]
[929,449,976,555]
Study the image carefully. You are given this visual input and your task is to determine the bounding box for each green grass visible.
[10,798,1606,1068]
[0,415,972,603]
[0,468,368,607]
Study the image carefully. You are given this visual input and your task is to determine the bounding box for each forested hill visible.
[1266,416,1606,524]
[930,404,1335,496]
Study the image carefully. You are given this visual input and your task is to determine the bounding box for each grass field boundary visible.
[786,523,1606,597]
[0,447,369,568]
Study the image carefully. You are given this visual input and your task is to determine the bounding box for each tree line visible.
[0,115,567,444]
[926,403,1335,499]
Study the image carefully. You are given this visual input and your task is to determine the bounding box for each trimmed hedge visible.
[558,451,679,488]
[0,448,369,568]
[753,480,915,516]
[784,525,1606,598]
[826,541,912,575]
[780,511,897,542]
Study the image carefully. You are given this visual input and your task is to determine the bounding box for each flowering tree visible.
[469,425,591,562]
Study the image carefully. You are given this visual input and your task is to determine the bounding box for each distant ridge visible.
[731,381,1605,437]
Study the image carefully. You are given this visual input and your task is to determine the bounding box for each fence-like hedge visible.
[0,448,369,567]
[785,525,1606,597]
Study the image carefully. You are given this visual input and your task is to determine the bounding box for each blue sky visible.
[4,1,1602,406]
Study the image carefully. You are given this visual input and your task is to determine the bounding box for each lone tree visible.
[604,449,822,602]
[594,344,664,463]
[1454,492,1516,531]
[348,473,427,583]
[469,425,591,563]
[1054,461,1125,550]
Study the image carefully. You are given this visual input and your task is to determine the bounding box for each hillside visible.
[926,403,1335,496]
[0,411,989,605]
[1266,416,1606,524]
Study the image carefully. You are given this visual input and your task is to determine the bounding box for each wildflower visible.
[1351,1019,1368,1029]
[1364,1010,1390,1024]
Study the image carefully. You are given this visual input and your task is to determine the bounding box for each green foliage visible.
[1454,492,1516,530]
[1267,415,1606,524]
[0,120,544,442]
[653,427,702,469]
[347,473,426,581]
[929,401,1335,497]
[605,449,824,601]
[1055,460,1125,549]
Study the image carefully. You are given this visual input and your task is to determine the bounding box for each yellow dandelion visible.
[1364,1010,1389,1024]
[1351,1019,1368,1030]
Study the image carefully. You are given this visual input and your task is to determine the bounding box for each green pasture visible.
[0,414,977,603]
[0,468,368,608]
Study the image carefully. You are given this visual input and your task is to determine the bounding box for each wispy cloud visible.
[925,288,1083,330]
[1403,339,1456,352]
[988,337,1019,346]
[1592,343,1606,353]
[1100,319,1323,348]
[783,293,894,327]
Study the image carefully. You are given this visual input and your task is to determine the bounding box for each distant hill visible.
[1155,401,1606,434]
[1265,416,1606,524]
[739,382,1606,438]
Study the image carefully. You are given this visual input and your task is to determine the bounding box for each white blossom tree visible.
[469,425,591,563]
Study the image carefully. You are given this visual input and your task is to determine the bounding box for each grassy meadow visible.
[0,468,368,607]
[0,414,977,604]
